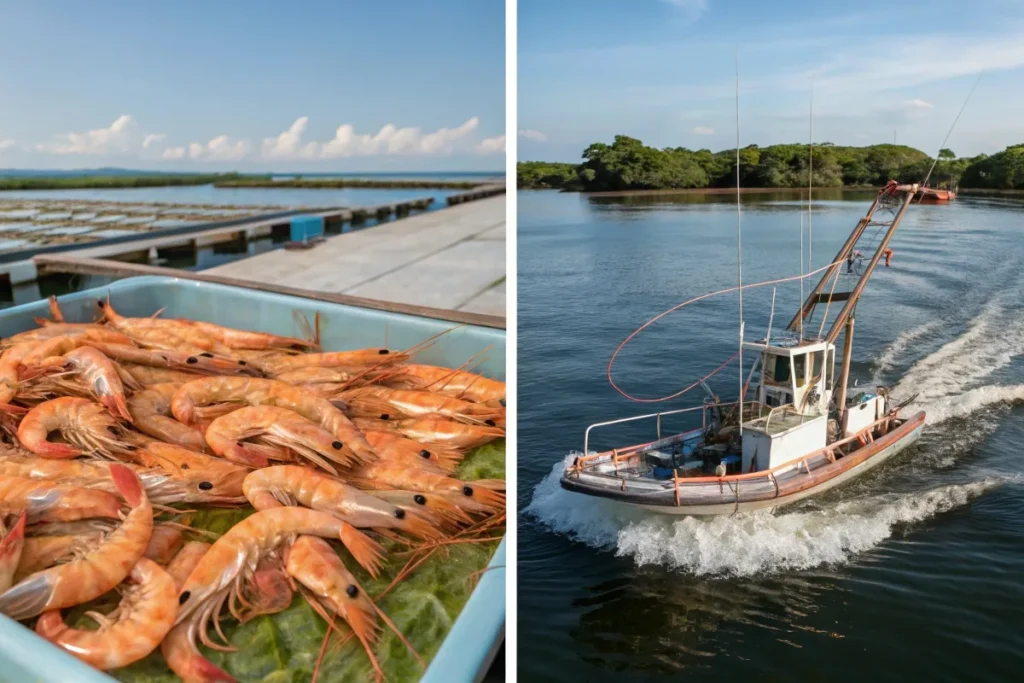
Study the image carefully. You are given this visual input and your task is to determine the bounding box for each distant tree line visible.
[0,173,260,191]
[518,135,1024,191]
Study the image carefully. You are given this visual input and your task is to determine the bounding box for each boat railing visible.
[581,400,766,460]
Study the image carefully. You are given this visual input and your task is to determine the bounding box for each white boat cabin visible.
[739,338,833,473]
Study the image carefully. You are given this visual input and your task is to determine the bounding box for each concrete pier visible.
[207,195,505,316]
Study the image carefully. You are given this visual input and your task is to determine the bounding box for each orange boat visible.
[915,187,956,203]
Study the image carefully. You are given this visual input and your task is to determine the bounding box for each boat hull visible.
[560,411,925,516]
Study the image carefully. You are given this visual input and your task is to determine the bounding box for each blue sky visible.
[0,0,504,172]
[519,0,1024,162]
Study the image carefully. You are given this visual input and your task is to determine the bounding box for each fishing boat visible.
[915,187,956,203]
[560,181,927,515]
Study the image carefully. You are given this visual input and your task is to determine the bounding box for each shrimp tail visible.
[0,512,27,591]
[338,521,385,579]
[109,463,143,507]
[28,442,83,459]
[100,393,133,424]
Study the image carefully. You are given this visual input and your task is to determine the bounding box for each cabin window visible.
[811,351,825,383]
[793,354,806,387]
[765,355,790,383]
[826,349,835,390]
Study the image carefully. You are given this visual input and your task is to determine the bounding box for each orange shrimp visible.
[183,320,314,351]
[349,459,505,515]
[145,524,185,565]
[171,376,376,465]
[31,344,136,422]
[338,386,504,425]
[372,490,474,530]
[2,325,133,349]
[122,437,248,505]
[34,557,177,670]
[0,343,37,405]
[0,464,152,620]
[379,363,506,403]
[166,542,211,591]
[285,536,382,675]
[272,366,373,386]
[128,383,207,452]
[365,430,462,475]
[121,363,204,387]
[205,405,357,472]
[254,348,408,375]
[0,474,121,522]
[353,415,505,450]
[97,298,236,357]
[0,512,26,592]
[243,466,442,541]
[171,508,384,676]
[15,534,101,582]
[17,397,127,458]
[89,342,258,377]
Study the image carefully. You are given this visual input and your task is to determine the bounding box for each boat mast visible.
[735,50,744,432]
[808,87,813,278]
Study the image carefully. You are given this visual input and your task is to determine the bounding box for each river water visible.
[518,189,1024,682]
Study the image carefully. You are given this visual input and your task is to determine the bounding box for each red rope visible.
[607,258,845,403]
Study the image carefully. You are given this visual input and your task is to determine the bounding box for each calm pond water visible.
[518,189,1024,682]
[0,183,461,209]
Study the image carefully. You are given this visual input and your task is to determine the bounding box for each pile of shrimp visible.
[0,295,505,682]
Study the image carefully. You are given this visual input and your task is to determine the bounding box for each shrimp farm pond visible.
[0,288,506,682]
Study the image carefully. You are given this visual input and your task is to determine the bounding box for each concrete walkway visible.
[206,196,506,317]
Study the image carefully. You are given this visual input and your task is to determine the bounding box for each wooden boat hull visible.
[915,189,955,203]
[560,411,925,516]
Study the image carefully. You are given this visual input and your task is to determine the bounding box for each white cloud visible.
[161,146,185,160]
[518,129,547,142]
[692,126,715,135]
[262,116,318,159]
[902,99,933,110]
[476,135,506,154]
[0,139,14,151]
[187,135,251,162]
[36,114,138,155]
[142,133,166,149]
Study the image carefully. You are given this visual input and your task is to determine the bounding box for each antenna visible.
[921,71,983,191]
[735,48,744,434]
[799,202,804,343]
[808,86,814,278]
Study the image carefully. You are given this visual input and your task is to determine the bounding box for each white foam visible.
[528,456,1008,577]
[872,319,942,382]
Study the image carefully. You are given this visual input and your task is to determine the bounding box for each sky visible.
[519,0,1024,162]
[0,0,505,172]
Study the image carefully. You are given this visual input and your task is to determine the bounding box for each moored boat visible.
[561,181,926,515]
[915,187,956,203]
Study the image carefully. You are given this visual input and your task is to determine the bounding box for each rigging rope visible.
[607,257,846,403]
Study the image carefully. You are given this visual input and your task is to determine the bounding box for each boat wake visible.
[527,455,1010,577]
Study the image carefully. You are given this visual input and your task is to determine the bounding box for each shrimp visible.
[372,490,473,530]
[89,342,258,377]
[121,363,204,387]
[0,343,36,404]
[253,348,408,375]
[122,437,248,505]
[338,386,504,425]
[17,397,128,458]
[349,459,505,515]
[145,524,185,565]
[0,512,26,592]
[0,474,121,522]
[128,383,207,452]
[365,430,462,475]
[166,542,211,590]
[285,536,382,675]
[171,377,377,465]
[2,325,133,349]
[353,415,505,450]
[0,463,152,620]
[15,535,100,582]
[243,466,442,541]
[30,344,136,422]
[34,557,177,670]
[183,320,314,351]
[379,363,506,403]
[205,405,358,472]
[272,366,374,386]
[97,298,236,357]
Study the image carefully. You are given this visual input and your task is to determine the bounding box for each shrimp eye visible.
[180,463,189,470]
[414,494,427,505]
[186,357,198,364]
[380,414,390,420]
[485,419,497,427]
[393,508,406,519]
[179,591,191,604]
[198,481,213,491]
[346,584,358,597]
[332,441,343,450]
[378,349,389,355]
[463,485,474,497]
[238,360,247,366]
[199,352,213,358]
[123,444,136,451]
[419,450,431,459]
[500,398,506,407]
[107,426,119,435]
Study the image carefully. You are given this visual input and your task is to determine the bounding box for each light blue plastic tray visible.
[0,275,505,683]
